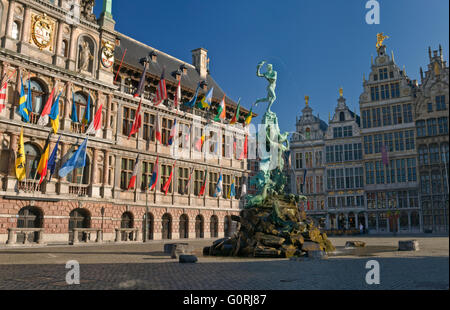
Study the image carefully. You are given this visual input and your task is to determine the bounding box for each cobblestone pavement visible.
[0,236,448,290]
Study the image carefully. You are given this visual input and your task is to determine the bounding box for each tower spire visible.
[102,0,113,19]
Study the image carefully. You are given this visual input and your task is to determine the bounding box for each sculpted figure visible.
[254,61,277,113]
[79,41,93,71]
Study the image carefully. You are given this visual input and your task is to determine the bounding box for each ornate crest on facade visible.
[30,13,55,50]
[101,40,115,68]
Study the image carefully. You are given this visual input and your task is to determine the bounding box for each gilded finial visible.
[376,33,389,50]
[305,96,309,106]
[339,87,343,97]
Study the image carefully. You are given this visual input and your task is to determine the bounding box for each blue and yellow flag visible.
[18,76,29,122]
[198,87,214,109]
[82,94,91,125]
[227,176,236,199]
[26,78,33,113]
[15,128,26,181]
[49,91,62,134]
[71,89,78,123]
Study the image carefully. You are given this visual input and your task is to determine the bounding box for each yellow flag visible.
[15,128,26,181]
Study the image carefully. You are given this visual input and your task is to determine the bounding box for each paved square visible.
[0,236,448,290]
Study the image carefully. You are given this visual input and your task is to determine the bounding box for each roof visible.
[114,32,253,115]
[348,109,361,126]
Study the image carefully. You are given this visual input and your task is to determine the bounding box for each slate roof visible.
[114,32,251,115]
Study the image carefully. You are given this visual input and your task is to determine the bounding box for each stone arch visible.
[195,214,204,238]
[16,206,44,243]
[66,150,91,184]
[69,208,91,242]
[24,77,49,121]
[210,215,219,238]
[24,142,42,179]
[143,212,154,240]
[77,34,97,73]
[179,214,189,239]
[121,211,134,228]
[161,213,172,240]
[348,212,356,229]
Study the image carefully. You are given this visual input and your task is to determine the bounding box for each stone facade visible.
[414,46,449,233]
[0,0,250,245]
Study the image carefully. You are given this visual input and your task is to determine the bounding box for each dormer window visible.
[150,50,157,62]
[339,112,345,122]
[305,128,311,139]
[200,81,208,91]
[180,64,188,75]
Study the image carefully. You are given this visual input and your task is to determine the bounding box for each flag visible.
[86,104,103,135]
[149,157,159,190]
[49,91,62,134]
[127,100,142,139]
[241,181,247,197]
[198,87,213,109]
[18,75,30,122]
[15,128,26,181]
[133,61,148,98]
[168,119,177,146]
[195,134,205,151]
[58,138,88,178]
[184,167,194,194]
[244,106,253,126]
[127,155,140,190]
[153,69,167,106]
[162,161,175,195]
[184,84,200,108]
[155,114,162,144]
[381,145,389,166]
[198,171,207,197]
[214,95,226,122]
[37,85,56,126]
[238,135,248,160]
[301,169,307,193]
[47,135,61,182]
[214,173,223,197]
[230,99,241,125]
[36,134,52,184]
[0,78,7,113]
[71,88,78,123]
[174,80,181,109]
[82,93,91,125]
[228,177,236,199]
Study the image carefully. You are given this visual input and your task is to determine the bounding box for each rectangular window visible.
[327,169,335,190]
[386,160,395,184]
[141,161,155,191]
[427,118,437,136]
[375,161,385,184]
[122,107,136,137]
[394,131,404,151]
[362,110,371,128]
[383,133,393,152]
[120,157,135,190]
[417,120,426,137]
[315,151,322,166]
[370,88,376,102]
[407,158,417,182]
[143,112,155,142]
[403,104,413,123]
[344,144,353,161]
[438,117,448,134]
[305,152,313,168]
[343,126,352,137]
[222,174,231,199]
[365,162,374,185]
[436,95,446,111]
[355,167,364,188]
[405,130,415,150]
[295,153,303,169]
[392,105,402,124]
[364,136,373,155]
[161,118,173,146]
[336,168,345,189]
[382,107,392,126]
[375,86,379,101]
[353,143,362,160]
[326,146,334,163]
[372,108,381,127]
[374,134,382,153]
[396,159,406,183]
[345,168,354,189]
[193,170,204,196]
[209,172,218,197]
[390,83,400,98]
[160,164,173,193]
[334,145,343,162]
[421,174,430,195]
[178,167,189,195]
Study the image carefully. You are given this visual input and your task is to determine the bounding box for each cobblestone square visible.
[0,236,448,290]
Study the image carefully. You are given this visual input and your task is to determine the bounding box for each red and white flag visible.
[0,81,7,113]
[155,113,162,144]
[127,155,140,190]
[174,80,181,109]
[86,104,103,135]
[127,99,142,139]
[153,69,167,106]
[37,86,56,126]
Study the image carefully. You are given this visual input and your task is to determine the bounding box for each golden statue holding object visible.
[339,87,343,97]
[305,96,309,106]
[376,33,389,49]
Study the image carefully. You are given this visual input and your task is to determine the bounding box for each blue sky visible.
[95,0,449,133]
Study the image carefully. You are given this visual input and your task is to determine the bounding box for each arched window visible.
[11,21,20,40]
[210,215,218,238]
[161,213,172,240]
[305,127,311,140]
[61,39,68,57]
[121,212,134,228]
[195,215,204,238]
[340,112,345,122]
[66,151,90,184]
[24,143,41,179]
[72,92,93,124]
[69,208,91,242]
[179,214,189,239]
[25,79,47,123]
[17,206,43,243]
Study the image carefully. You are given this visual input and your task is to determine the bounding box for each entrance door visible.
[162,214,172,240]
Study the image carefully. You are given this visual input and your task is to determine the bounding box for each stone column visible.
[355,214,359,230]
[102,150,112,198]
[104,94,113,140]
[63,82,72,131]
[345,213,349,229]
[67,25,76,71]
[3,0,17,50]
[90,147,100,197]
[365,213,369,232]
[408,211,412,232]
[19,4,31,52]
[53,20,65,67]
[6,132,18,192]
[11,67,23,121]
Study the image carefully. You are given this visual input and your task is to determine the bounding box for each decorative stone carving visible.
[79,40,94,72]
[81,0,97,22]
[30,13,55,51]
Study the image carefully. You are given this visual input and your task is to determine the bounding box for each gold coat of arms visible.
[101,40,115,68]
[31,13,55,50]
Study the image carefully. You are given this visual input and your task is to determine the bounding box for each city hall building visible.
[0,0,252,245]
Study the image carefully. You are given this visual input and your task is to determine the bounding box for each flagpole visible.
[114,48,127,83]
[77,137,89,196]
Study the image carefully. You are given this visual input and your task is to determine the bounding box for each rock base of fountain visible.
[204,194,335,258]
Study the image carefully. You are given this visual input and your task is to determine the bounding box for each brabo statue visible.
[255,61,277,113]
